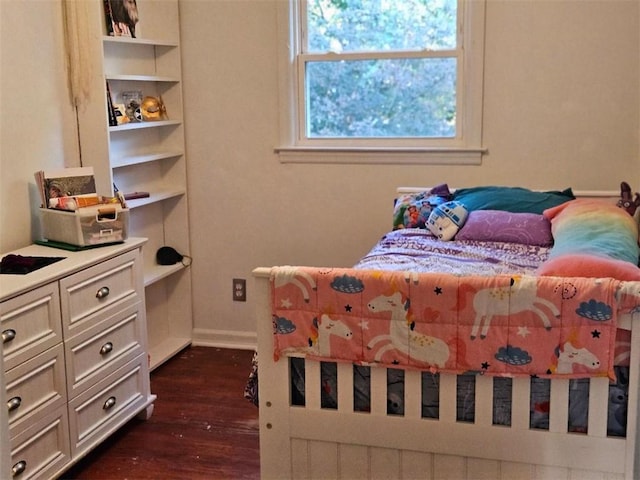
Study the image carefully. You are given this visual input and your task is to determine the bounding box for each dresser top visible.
[0,238,147,302]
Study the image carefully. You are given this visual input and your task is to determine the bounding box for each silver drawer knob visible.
[100,342,114,355]
[103,396,117,410]
[2,329,16,343]
[7,396,21,412]
[12,460,26,477]
[96,286,110,299]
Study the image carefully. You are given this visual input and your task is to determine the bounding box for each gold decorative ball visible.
[140,96,166,121]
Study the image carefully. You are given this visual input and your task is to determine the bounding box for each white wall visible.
[0,0,79,253]
[0,0,638,348]
[179,0,640,347]
[482,1,639,186]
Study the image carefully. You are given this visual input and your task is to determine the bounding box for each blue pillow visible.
[452,186,574,214]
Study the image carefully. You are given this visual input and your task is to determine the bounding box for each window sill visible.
[274,146,487,165]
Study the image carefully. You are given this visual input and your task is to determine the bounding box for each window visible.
[276,0,487,164]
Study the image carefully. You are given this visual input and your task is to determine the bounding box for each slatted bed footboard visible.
[253,268,640,479]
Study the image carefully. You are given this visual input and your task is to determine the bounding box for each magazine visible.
[104,0,140,38]
[35,167,98,210]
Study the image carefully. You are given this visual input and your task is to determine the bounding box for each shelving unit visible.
[77,0,192,370]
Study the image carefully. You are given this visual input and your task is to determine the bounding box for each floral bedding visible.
[353,229,550,275]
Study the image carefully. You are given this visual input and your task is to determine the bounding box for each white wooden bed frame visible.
[253,188,640,479]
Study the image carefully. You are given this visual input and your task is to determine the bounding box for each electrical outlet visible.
[233,278,247,302]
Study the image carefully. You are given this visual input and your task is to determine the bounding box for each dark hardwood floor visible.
[62,347,260,480]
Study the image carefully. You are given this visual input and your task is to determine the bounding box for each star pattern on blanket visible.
[517,326,531,338]
[280,298,292,308]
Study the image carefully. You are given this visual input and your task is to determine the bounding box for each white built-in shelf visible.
[144,263,185,287]
[148,337,192,371]
[103,36,178,47]
[111,151,183,169]
[109,120,181,132]
[106,74,179,83]
[125,189,185,209]
[84,0,192,373]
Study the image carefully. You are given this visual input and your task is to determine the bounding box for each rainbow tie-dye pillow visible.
[537,199,640,280]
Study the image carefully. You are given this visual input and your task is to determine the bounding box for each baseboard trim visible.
[191,328,257,351]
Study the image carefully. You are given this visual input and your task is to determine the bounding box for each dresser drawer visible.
[68,354,149,455]
[6,344,66,434]
[65,302,145,398]
[10,406,70,480]
[1,282,62,372]
[59,249,141,337]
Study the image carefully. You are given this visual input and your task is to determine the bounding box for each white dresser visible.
[0,238,155,479]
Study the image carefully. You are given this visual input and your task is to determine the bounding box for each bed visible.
[251,184,640,479]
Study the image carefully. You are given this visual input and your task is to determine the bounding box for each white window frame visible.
[275,0,487,165]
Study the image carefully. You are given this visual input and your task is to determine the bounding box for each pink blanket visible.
[271,266,628,379]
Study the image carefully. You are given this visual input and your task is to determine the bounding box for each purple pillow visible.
[456,210,553,246]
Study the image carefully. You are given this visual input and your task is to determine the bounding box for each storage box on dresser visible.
[40,206,130,247]
[0,239,155,479]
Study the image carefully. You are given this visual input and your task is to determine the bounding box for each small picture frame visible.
[121,90,143,122]
[113,104,130,125]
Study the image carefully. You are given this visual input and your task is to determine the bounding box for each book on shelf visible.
[106,82,118,127]
[103,0,141,39]
[103,0,114,36]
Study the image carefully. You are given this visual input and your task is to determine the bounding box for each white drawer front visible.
[68,355,149,455]
[59,249,140,336]
[65,302,145,398]
[6,344,66,434]
[1,283,62,371]
[10,406,70,480]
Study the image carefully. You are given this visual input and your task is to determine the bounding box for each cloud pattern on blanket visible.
[270,267,640,379]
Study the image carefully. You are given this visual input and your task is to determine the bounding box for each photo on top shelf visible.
[104,0,140,38]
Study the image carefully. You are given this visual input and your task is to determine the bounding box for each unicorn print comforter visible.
[271,266,640,379]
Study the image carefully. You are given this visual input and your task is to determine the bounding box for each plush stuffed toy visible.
[427,201,469,240]
[618,181,640,255]
[617,181,640,217]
